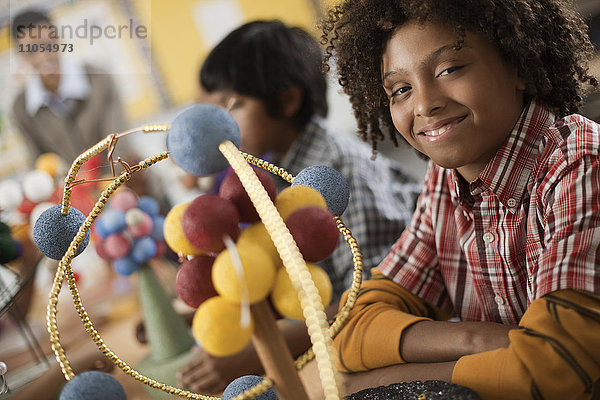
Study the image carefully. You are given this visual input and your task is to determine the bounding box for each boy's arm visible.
[334,269,449,372]
[336,284,600,400]
[453,289,600,400]
[334,270,511,372]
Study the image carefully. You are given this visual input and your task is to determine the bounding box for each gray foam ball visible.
[167,104,241,176]
[222,375,278,400]
[33,205,90,260]
[59,371,127,400]
[292,165,350,216]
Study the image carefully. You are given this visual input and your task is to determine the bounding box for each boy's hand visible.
[401,320,511,363]
[176,345,262,394]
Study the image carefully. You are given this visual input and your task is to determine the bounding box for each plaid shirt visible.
[379,100,600,326]
[274,117,421,298]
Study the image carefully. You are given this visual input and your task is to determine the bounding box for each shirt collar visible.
[25,58,90,116]
[276,117,324,170]
[452,100,556,212]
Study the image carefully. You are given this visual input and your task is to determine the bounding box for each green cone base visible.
[135,263,196,398]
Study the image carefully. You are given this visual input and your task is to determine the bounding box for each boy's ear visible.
[279,85,303,118]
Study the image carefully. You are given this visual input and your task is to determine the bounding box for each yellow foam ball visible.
[35,152,63,178]
[275,186,326,220]
[212,241,276,304]
[163,202,204,256]
[192,296,254,357]
[236,222,280,266]
[271,263,333,321]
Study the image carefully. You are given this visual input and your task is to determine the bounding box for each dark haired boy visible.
[176,19,421,393]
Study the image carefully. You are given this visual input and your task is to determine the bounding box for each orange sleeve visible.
[452,289,600,400]
[334,269,450,372]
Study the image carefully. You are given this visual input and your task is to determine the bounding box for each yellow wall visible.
[136,0,318,107]
[0,26,10,53]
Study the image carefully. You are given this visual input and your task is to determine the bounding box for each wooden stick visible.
[250,300,309,400]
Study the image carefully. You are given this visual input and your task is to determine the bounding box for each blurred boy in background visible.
[176,19,421,393]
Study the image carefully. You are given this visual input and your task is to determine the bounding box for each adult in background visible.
[11,9,127,164]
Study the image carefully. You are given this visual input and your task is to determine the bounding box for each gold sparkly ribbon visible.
[47,131,365,400]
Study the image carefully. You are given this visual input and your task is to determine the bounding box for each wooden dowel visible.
[250,300,309,400]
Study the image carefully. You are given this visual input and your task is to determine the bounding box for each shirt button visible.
[494,295,505,305]
[507,198,517,207]
[483,232,494,244]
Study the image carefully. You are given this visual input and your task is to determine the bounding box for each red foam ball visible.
[218,167,276,223]
[111,189,138,211]
[102,234,131,259]
[175,255,218,308]
[286,206,339,262]
[182,194,240,254]
[95,239,111,260]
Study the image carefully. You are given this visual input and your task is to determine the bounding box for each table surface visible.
[0,244,41,318]
[1,256,190,399]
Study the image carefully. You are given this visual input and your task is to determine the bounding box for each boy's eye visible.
[437,65,463,77]
[391,85,411,97]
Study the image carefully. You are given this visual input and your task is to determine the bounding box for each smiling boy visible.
[321,0,600,399]
[382,22,526,182]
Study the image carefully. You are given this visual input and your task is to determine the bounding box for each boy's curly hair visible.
[321,0,599,154]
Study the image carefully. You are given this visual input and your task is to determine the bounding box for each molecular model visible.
[32,104,351,400]
[93,188,166,276]
[164,165,343,357]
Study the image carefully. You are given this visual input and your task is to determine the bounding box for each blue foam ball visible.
[33,205,90,260]
[222,375,278,400]
[137,196,160,217]
[292,165,350,216]
[59,370,126,400]
[114,256,140,276]
[131,237,157,263]
[150,216,165,241]
[97,209,126,235]
[93,219,110,239]
[166,104,241,176]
